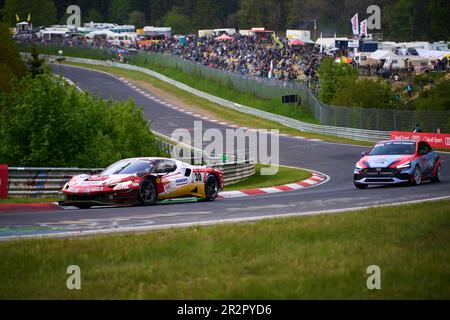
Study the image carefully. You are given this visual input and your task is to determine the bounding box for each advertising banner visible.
[390,131,450,149]
[351,13,359,35]
[360,19,368,36]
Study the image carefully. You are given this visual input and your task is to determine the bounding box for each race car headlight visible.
[355,163,363,170]
[396,162,411,169]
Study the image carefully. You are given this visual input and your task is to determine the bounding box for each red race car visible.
[62,157,224,209]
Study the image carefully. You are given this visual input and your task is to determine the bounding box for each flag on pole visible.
[351,13,359,35]
[268,60,273,79]
[319,32,323,53]
[15,14,20,22]
[27,13,31,22]
[360,19,367,36]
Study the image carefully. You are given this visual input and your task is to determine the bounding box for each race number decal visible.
[194,173,202,182]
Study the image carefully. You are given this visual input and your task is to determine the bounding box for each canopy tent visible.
[416,49,448,59]
[214,34,233,41]
[370,50,398,60]
[315,37,348,49]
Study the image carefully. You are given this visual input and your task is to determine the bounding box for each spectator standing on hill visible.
[407,83,413,97]
[413,123,423,133]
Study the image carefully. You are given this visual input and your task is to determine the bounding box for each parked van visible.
[383,56,408,70]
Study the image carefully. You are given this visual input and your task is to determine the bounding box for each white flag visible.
[360,19,368,36]
[268,60,273,79]
[351,13,359,35]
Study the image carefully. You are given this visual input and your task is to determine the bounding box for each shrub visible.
[317,57,358,104]
[0,72,166,167]
[332,78,397,109]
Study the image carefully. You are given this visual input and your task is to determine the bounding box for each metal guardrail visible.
[7,162,255,198]
[49,56,392,142]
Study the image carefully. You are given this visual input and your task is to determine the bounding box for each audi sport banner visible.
[351,13,359,35]
[390,131,450,149]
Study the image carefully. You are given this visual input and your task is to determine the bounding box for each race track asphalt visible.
[0,64,448,239]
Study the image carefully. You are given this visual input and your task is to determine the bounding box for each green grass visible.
[130,55,319,124]
[18,44,112,61]
[0,197,62,204]
[1,200,449,299]
[224,164,311,191]
[61,61,372,146]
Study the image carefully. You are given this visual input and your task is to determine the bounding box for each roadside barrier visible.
[7,162,255,198]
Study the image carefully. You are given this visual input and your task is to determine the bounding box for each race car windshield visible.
[368,142,416,155]
[101,160,154,175]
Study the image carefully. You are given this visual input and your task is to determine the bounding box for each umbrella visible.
[215,34,233,41]
[290,39,305,46]
[335,56,353,64]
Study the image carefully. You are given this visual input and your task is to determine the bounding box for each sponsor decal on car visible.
[175,178,188,185]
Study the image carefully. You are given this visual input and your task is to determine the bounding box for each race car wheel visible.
[138,178,156,205]
[354,182,368,189]
[411,166,422,185]
[205,174,219,201]
[431,164,442,183]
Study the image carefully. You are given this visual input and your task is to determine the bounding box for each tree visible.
[332,78,395,108]
[163,7,193,35]
[427,0,450,41]
[192,0,220,29]
[27,43,44,77]
[317,57,358,104]
[236,0,288,31]
[108,0,132,24]
[86,7,103,23]
[384,0,414,41]
[0,23,26,92]
[128,10,145,28]
[3,0,57,26]
[148,0,174,26]
[0,72,166,167]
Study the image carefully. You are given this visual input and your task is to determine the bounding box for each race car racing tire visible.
[75,204,92,209]
[354,182,368,189]
[205,174,219,201]
[411,166,422,185]
[431,163,442,183]
[138,178,156,205]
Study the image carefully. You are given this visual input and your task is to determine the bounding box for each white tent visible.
[416,49,448,59]
[370,49,398,60]
[315,37,348,49]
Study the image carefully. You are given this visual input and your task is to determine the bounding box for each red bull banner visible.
[390,131,450,149]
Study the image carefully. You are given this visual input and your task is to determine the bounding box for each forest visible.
[1,0,449,41]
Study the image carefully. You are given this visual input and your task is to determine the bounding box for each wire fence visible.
[130,52,450,133]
